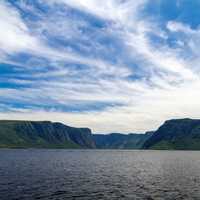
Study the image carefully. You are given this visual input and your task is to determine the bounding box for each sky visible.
[1,0,200,133]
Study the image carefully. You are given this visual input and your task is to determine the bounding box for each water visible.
[0,150,200,200]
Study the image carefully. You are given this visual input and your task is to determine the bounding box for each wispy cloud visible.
[1,0,200,133]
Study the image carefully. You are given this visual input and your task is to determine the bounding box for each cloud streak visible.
[1,0,200,133]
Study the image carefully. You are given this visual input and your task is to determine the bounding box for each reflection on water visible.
[0,149,200,200]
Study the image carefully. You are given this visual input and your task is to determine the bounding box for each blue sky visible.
[1,0,200,133]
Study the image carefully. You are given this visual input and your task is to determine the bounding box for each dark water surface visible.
[1,150,200,200]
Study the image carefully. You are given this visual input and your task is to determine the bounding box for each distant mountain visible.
[0,120,153,149]
[0,120,95,148]
[93,132,153,149]
[2,118,200,150]
[143,118,200,150]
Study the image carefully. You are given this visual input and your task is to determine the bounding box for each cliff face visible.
[143,118,200,150]
[0,120,95,148]
[3,118,200,150]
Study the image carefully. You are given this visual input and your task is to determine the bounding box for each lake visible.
[0,149,200,200]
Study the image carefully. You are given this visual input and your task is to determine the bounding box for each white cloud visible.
[1,78,200,133]
[0,1,40,54]
[1,1,200,133]
[167,21,192,33]
[46,0,146,23]
[0,1,131,78]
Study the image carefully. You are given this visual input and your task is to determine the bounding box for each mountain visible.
[0,120,95,148]
[0,120,153,149]
[143,118,200,150]
[93,132,153,149]
[3,118,200,150]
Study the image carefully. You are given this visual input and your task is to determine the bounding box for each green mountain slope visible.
[0,120,95,148]
[143,118,200,150]
[3,118,200,150]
